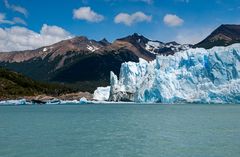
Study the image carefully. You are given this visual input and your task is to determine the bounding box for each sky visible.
[0,0,240,51]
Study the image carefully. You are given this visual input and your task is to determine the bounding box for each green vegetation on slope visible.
[0,67,76,99]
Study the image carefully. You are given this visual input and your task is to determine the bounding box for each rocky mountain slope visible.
[195,24,240,49]
[0,34,189,92]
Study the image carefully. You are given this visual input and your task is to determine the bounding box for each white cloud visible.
[133,0,153,4]
[163,14,184,27]
[0,24,73,52]
[178,0,189,3]
[73,7,104,22]
[4,0,28,17]
[176,33,202,44]
[0,13,14,24]
[114,11,152,26]
[13,17,27,25]
[0,13,27,25]
[142,0,153,4]
[175,27,213,44]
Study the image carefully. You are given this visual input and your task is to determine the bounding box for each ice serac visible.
[93,86,110,101]
[109,44,240,103]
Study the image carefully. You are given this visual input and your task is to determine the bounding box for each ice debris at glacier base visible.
[0,98,90,105]
[0,99,30,105]
[93,86,110,101]
[107,44,240,103]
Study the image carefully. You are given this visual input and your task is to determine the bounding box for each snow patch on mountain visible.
[87,45,99,52]
[145,41,163,54]
[165,43,190,52]
[43,48,48,52]
[145,40,190,55]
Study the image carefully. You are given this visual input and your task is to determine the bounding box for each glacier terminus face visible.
[106,44,240,103]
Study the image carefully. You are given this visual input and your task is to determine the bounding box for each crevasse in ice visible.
[108,44,240,103]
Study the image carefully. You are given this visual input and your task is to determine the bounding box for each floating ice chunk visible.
[60,100,79,104]
[45,98,61,105]
[0,99,27,105]
[79,97,88,104]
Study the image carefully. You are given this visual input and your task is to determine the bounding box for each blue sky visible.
[0,0,240,51]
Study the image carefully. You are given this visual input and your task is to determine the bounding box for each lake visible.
[0,104,240,157]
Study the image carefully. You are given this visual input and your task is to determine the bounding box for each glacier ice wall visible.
[108,44,240,103]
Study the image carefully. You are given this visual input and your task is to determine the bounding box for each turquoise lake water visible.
[0,104,240,157]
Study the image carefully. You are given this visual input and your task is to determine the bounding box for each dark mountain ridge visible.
[195,24,240,49]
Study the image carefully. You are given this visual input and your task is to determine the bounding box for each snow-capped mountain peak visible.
[117,33,191,56]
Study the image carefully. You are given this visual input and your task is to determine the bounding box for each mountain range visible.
[0,24,239,93]
[0,33,190,92]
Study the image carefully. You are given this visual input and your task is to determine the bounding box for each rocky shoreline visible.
[24,92,93,101]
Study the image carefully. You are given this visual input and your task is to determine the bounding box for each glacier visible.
[106,44,240,103]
